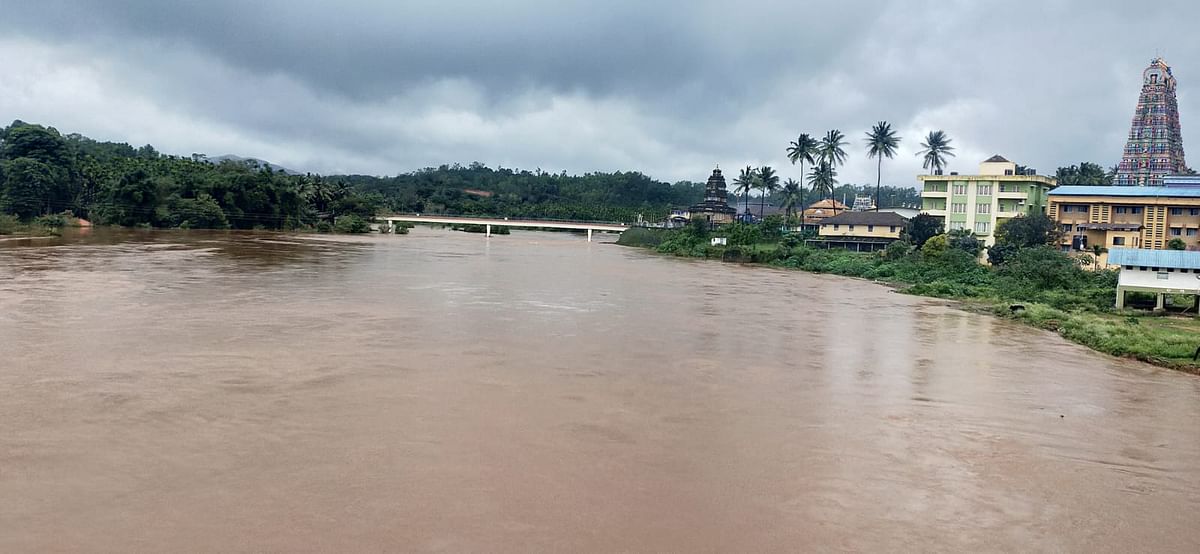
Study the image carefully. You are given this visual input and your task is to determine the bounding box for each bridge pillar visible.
[587,229,593,242]
[486,224,491,238]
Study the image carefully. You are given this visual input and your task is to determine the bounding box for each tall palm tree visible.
[818,129,848,170]
[807,161,838,201]
[864,121,900,211]
[918,130,955,175]
[733,166,757,219]
[787,133,819,195]
[779,178,803,225]
[757,166,780,219]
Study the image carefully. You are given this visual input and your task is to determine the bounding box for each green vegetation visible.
[1055,162,1114,185]
[622,214,1200,372]
[0,120,379,232]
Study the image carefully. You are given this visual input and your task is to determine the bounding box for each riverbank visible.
[617,228,1200,374]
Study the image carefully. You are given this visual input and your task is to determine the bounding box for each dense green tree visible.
[994,213,1062,249]
[946,228,983,257]
[1167,238,1187,250]
[1055,162,1113,185]
[918,130,955,175]
[905,213,944,247]
[757,166,779,219]
[864,121,900,210]
[0,158,56,219]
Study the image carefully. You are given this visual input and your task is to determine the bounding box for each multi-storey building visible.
[1115,58,1188,186]
[1048,186,1200,265]
[919,155,1056,247]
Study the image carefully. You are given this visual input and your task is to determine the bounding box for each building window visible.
[976,203,991,214]
[1190,209,1199,216]
[952,184,967,195]
[1112,237,1126,246]
[951,203,967,214]
[949,221,966,231]
[849,225,855,231]
[974,221,990,234]
[1131,207,1143,214]
[977,184,992,195]
[889,226,897,233]
[1171,228,1182,236]
[833,224,839,230]
[867,225,875,232]
[1061,224,1072,233]
[1188,229,1198,237]
[1171,208,1184,215]
[1115,207,1128,214]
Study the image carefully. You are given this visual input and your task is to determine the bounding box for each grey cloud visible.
[0,0,1197,184]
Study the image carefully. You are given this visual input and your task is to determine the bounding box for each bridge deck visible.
[379,215,629,232]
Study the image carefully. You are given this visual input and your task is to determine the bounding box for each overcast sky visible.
[1,0,1196,186]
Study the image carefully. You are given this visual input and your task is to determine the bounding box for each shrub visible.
[0,214,18,234]
[881,240,911,261]
[921,234,949,257]
[1167,238,1186,250]
[333,215,372,233]
[315,221,333,233]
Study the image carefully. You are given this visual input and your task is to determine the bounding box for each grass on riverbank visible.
[619,225,1200,373]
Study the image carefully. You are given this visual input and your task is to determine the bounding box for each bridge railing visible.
[378,213,632,226]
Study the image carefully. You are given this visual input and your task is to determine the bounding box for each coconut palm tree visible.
[864,121,901,211]
[918,130,955,175]
[807,161,837,201]
[757,166,780,219]
[787,133,819,192]
[779,178,803,225]
[818,129,848,170]
[733,166,757,220]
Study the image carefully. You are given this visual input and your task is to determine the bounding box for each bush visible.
[1167,238,1187,250]
[0,214,18,234]
[921,234,949,257]
[168,195,229,229]
[724,222,761,246]
[617,227,669,247]
[882,240,911,261]
[315,221,333,233]
[333,215,372,233]
[34,211,73,229]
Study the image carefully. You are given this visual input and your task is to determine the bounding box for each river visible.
[1,227,1198,552]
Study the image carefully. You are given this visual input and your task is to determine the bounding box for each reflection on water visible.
[1,227,1198,552]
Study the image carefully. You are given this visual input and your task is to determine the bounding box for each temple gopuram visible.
[688,167,737,225]
[1116,58,1188,186]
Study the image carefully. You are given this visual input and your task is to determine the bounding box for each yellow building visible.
[1048,186,1200,266]
[814,211,908,252]
[920,155,1056,247]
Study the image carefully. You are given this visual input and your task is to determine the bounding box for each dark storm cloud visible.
[1,0,1198,182]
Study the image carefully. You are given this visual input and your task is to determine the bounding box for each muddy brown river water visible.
[1,227,1198,552]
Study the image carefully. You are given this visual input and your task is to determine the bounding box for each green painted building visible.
[919,155,1056,247]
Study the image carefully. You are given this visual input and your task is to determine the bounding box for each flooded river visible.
[1,228,1198,552]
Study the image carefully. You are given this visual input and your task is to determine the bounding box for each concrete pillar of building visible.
[486,224,491,238]
[1115,287,1126,310]
[1155,293,1165,312]
[587,229,593,242]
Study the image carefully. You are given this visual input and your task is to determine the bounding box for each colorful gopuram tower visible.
[1116,58,1187,186]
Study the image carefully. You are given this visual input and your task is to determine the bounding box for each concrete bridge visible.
[377,214,630,241]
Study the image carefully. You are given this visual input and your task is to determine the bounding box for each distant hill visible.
[203,154,300,175]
